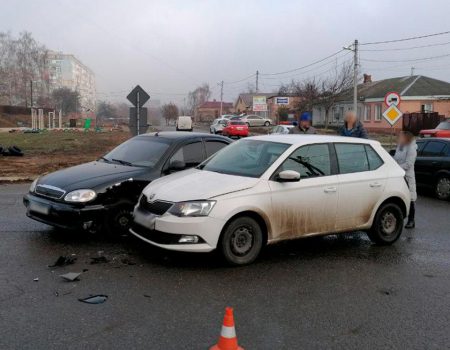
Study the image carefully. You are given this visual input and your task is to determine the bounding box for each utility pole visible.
[30,80,33,108]
[256,70,259,93]
[219,80,224,117]
[353,39,358,117]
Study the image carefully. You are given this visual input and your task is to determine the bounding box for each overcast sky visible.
[2,0,450,105]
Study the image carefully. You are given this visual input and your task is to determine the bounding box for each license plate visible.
[236,127,243,130]
[29,201,50,215]
[423,134,431,138]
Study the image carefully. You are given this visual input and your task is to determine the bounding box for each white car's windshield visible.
[201,139,290,178]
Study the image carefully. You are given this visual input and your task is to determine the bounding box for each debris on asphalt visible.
[49,255,77,267]
[143,294,151,298]
[60,272,82,282]
[120,257,136,265]
[78,295,108,304]
[33,277,39,282]
[90,256,110,264]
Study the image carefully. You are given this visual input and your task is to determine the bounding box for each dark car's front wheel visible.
[435,176,450,200]
[367,202,403,245]
[104,201,135,236]
[219,216,263,265]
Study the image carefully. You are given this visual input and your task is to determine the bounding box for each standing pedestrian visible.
[393,131,417,229]
[339,110,368,138]
[289,113,317,134]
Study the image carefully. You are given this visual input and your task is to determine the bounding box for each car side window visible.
[335,143,369,174]
[365,145,384,170]
[416,141,426,155]
[170,141,204,167]
[422,141,446,156]
[278,144,331,178]
[205,140,228,157]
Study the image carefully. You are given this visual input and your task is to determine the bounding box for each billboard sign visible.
[253,96,267,112]
[275,97,289,105]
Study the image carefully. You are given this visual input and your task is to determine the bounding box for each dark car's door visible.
[414,140,427,184]
[416,140,448,186]
[162,138,205,175]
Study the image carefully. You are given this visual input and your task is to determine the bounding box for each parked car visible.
[131,135,410,265]
[23,132,231,235]
[210,118,229,134]
[221,120,249,138]
[419,120,450,138]
[270,125,294,134]
[415,138,450,200]
[176,116,193,131]
[240,115,273,127]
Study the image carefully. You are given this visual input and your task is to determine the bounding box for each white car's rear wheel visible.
[219,216,263,265]
[367,202,403,245]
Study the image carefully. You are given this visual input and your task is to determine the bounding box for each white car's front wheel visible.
[367,202,403,245]
[219,216,263,265]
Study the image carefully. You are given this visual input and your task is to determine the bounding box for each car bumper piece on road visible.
[23,193,106,230]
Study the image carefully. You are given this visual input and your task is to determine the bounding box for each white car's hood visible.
[142,168,259,202]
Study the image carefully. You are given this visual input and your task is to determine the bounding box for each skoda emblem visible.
[149,193,155,200]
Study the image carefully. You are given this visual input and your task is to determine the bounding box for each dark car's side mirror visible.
[389,149,396,156]
[169,160,186,172]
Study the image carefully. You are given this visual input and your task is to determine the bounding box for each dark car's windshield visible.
[201,139,290,177]
[102,136,170,167]
[437,121,450,130]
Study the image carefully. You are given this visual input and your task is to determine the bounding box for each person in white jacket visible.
[393,131,417,229]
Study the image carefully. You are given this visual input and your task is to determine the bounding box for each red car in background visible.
[419,120,450,138]
[222,120,249,138]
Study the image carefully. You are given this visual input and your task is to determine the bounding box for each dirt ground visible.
[0,130,130,179]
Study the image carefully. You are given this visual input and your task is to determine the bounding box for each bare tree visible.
[161,102,179,126]
[278,78,321,113]
[187,83,211,117]
[318,62,353,128]
[52,87,80,115]
[0,31,49,107]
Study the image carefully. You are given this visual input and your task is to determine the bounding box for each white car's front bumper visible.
[130,207,224,252]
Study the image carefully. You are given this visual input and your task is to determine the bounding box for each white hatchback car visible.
[131,135,410,265]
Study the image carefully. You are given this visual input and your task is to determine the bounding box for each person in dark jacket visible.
[339,110,368,139]
[289,113,317,134]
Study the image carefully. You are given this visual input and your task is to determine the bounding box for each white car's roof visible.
[248,134,380,146]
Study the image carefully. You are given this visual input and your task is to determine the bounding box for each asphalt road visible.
[0,183,449,350]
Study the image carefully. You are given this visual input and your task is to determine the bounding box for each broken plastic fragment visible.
[60,272,82,282]
[33,277,39,282]
[78,295,108,304]
[90,256,109,264]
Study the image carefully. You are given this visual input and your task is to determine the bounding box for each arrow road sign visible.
[127,85,150,107]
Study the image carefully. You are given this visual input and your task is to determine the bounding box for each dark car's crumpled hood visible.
[37,161,148,192]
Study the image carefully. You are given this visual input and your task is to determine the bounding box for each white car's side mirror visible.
[277,170,301,182]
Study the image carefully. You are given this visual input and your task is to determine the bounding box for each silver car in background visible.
[210,118,229,134]
[240,115,273,127]
[270,125,294,134]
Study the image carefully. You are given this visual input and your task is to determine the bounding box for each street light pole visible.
[219,80,224,117]
[353,39,359,117]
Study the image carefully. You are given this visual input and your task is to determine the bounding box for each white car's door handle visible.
[324,187,337,193]
[370,182,382,188]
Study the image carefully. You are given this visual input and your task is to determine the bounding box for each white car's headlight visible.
[168,200,216,217]
[29,178,39,193]
[64,189,96,203]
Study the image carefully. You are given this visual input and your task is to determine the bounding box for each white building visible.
[46,51,96,111]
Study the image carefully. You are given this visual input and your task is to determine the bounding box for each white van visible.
[176,116,193,131]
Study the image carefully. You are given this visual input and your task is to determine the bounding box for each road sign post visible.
[127,85,150,136]
[383,92,402,149]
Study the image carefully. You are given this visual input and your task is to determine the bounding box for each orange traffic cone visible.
[210,307,244,350]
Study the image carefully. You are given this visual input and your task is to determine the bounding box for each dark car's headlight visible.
[168,200,216,217]
[64,189,96,203]
[29,178,39,193]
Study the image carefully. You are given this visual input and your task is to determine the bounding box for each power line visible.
[223,73,256,85]
[260,49,345,76]
[360,40,450,52]
[360,53,450,63]
[360,30,450,46]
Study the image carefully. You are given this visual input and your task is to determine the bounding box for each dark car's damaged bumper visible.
[23,193,106,231]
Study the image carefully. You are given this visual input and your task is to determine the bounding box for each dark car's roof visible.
[417,138,450,142]
[139,131,229,141]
